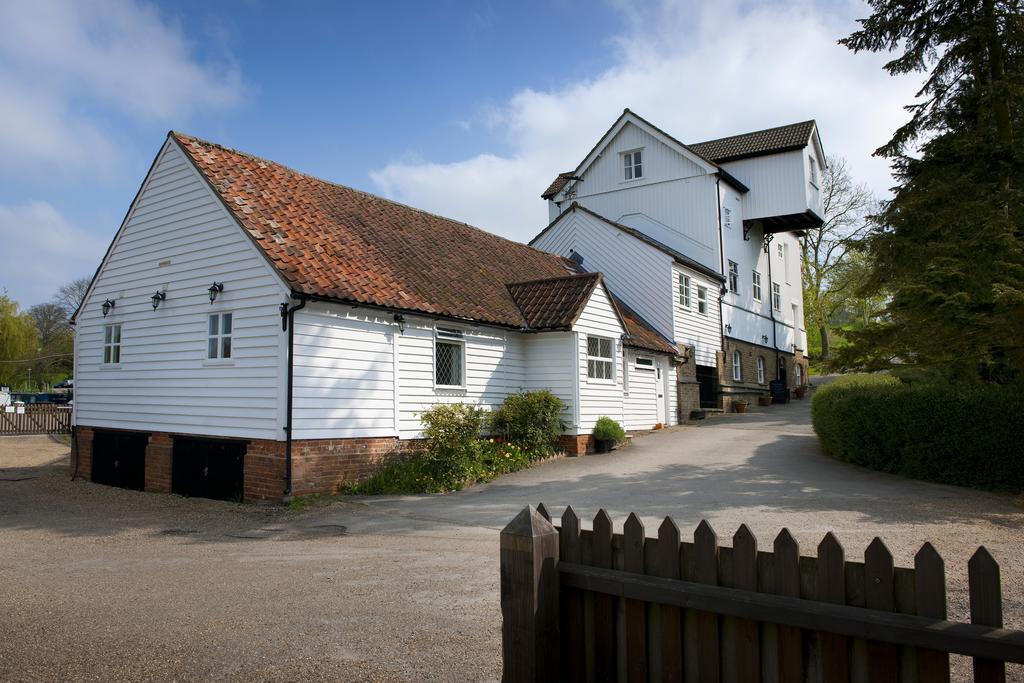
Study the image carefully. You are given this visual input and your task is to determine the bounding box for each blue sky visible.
[0,0,919,307]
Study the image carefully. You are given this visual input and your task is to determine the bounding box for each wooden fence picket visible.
[508,506,1021,683]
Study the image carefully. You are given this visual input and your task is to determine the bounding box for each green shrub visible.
[593,416,626,442]
[419,402,488,488]
[811,374,1024,492]
[490,390,566,453]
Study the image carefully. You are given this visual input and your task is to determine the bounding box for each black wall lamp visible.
[761,334,769,344]
[724,323,732,334]
[393,313,406,334]
[101,299,116,316]
[208,282,224,303]
[151,290,167,310]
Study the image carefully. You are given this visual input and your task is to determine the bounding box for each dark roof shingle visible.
[689,120,816,164]
[507,272,602,330]
[541,171,575,199]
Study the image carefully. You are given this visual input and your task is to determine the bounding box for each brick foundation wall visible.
[289,437,424,497]
[674,347,702,420]
[73,426,93,481]
[559,434,593,457]
[144,433,172,493]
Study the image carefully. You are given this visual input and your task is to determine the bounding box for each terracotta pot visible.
[733,401,749,414]
[795,386,807,399]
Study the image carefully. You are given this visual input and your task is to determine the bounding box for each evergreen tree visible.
[838,0,1024,382]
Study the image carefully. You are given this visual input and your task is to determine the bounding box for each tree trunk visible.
[819,324,830,361]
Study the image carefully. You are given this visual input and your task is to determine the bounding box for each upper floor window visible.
[103,324,121,364]
[208,313,232,359]
[772,283,782,311]
[757,356,766,384]
[587,336,615,381]
[728,261,739,293]
[777,243,784,260]
[732,350,742,381]
[697,285,708,315]
[809,156,818,186]
[752,270,762,301]
[435,328,465,388]
[623,150,643,181]
[678,274,691,308]
[723,207,733,230]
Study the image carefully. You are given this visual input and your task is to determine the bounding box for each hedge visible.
[811,374,1024,492]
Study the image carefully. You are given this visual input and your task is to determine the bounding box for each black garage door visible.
[172,437,245,502]
[91,430,148,490]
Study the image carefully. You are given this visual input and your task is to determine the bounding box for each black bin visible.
[770,379,789,404]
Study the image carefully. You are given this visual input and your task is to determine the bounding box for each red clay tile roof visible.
[172,132,582,328]
[507,272,602,330]
[613,295,678,355]
[689,120,816,163]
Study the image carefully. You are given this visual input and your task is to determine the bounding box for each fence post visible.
[501,505,560,682]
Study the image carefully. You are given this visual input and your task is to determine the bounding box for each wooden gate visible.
[0,405,71,435]
[500,504,1024,682]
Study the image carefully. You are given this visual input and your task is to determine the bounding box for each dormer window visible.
[809,156,818,186]
[623,150,643,180]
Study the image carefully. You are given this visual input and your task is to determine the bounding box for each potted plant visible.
[794,384,808,399]
[733,400,749,414]
[757,395,772,407]
[592,416,626,453]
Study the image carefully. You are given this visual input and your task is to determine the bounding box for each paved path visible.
[2,396,1022,680]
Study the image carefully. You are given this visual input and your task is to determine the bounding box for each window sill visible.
[434,385,466,393]
[203,359,235,367]
[99,364,122,370]
[586,378,617,385]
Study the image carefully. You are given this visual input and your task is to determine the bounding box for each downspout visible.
[281,293,308,498]
[766,242,780,380]
[715,177,727,351]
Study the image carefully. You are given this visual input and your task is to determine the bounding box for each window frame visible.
[102,324,122,365]
[634,356,655,371]
[728,260,739,294]
[586,334,616,383]
[752,270,762,301]
[696,285,708,315]
[772,283,782,311]
[809,155,818,187]
[757,356,766,384]
[732,350,742,381]
[678,273,691,308]
[206,312,234,361]
[622,149,643,181]
[722,206,733,230]
[434,327,466,389]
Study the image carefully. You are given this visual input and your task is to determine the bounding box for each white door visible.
[655,363,667,425]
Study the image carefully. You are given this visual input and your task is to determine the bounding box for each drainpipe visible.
[715,178,728,405]
[766,241,780,380]
[281,293,308,497]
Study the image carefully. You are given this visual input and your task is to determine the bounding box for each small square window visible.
[208,313,232,359]
[623,150,643,181]
[586,335,615,380]
[435,328,465,387]
[103,324,121,364]
[752,270,762,301]
[772,283,782,311]
[678,274,691,308]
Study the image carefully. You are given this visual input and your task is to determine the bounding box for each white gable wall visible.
[572,283,626,433]
[532,210,675,342]
[73,140,291,440]
[672,263,723,367]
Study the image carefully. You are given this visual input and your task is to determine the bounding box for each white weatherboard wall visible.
[672,263,722,367]
[290,305,396,439]
[532,209,675,342]
[572,283,626,433]
[722,150,810,221]
[522,332,576,434]
[74,140,290,440]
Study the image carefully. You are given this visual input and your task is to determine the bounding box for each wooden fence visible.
[500,504,1024,683]
[0,405,71,435]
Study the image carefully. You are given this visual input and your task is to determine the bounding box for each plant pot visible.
[795,386,807,399]
[594,438,616,454]
[733,401,749,414]
[757,396,772,407]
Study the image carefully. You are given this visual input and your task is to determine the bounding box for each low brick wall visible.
[73,425,425,503]
[558,434,593,457]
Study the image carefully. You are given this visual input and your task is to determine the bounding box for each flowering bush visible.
[489,390,565,453]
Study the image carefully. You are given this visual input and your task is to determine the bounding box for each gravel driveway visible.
[2,395,1022,680]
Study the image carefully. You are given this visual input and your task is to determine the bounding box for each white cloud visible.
[0,0,245,177]
[0,202,106,305]
[370,0,921,242]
